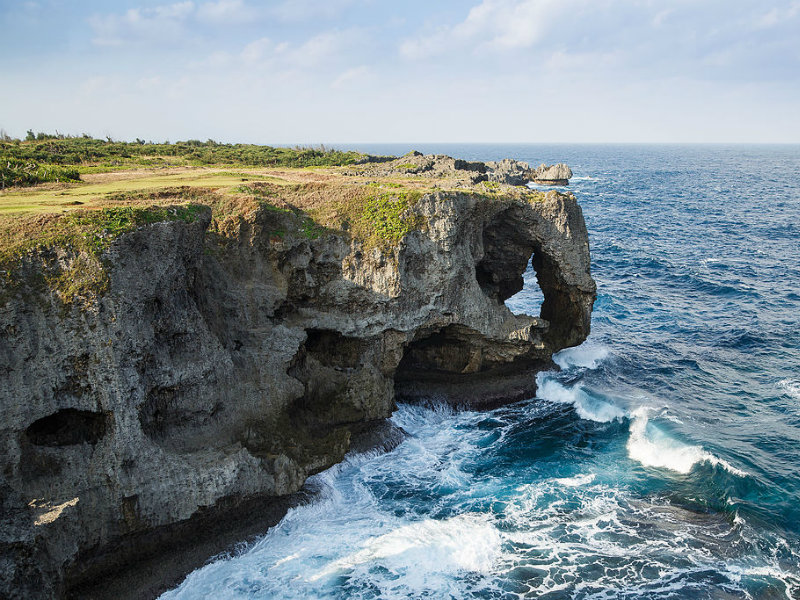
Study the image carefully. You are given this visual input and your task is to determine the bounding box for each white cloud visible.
[238,29,363,69]
[331,65,370,89]
[241,37,273,63]
[398,0,800,85]
[88,0,260,45]
[197,0,255,23]
[89,2,195,46]
[153,1,195,20]
[291,30,354,68]
[400,0,578,59]
[191,29,359,80]
[756,1,800,28]
[269,0,362,22]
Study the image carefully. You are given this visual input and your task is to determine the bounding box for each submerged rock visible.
[0,170,594,598]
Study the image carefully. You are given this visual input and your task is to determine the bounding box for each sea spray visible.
[535,375,625,423]
[626,407,748,477]
[552,343,611,370]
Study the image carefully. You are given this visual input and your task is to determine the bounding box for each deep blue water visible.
[164,145,800,599]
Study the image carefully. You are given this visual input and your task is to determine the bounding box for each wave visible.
[539,345,749,479]
[627,407,748,477]
[536,375,625,423]
[552,343,610,369]
[502,475,778,599]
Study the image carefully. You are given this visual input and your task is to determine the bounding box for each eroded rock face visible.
[0,188,594,598]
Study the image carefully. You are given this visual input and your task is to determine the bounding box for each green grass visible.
[0,137,514,304]
[300,217,328,239]
[0,171,289,215]
[353,190,425,248]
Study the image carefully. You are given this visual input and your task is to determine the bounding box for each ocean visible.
[162,144,800,599]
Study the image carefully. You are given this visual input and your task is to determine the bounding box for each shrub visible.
[1,159,81,188]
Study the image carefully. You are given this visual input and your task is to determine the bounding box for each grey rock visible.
[348,153,573,187]
[0,185,595,598]
[485,158,534,186]
[533,162,573,185]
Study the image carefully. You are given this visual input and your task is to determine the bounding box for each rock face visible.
[0,186,595,598]
[348,153,573,186]
[533,163,573,185]
[485,158,532,186]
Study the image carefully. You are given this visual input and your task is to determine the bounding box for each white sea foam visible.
[725,564,800,600]
[552,343,610,370]
[499,479,755,598]
[160,399,774,600]
[553,473,596,487]
[779,378,800,401]
[626,407,748,477]
[536,375,625,423]
[161,404,505,600]
[309,513,501,584]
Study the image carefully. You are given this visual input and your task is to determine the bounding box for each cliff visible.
[0,157,595,598]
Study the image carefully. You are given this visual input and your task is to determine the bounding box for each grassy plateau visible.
[0,134,546,304]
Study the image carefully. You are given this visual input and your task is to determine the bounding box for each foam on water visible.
[537,353,748,478]
[626,407,749,477]
[162,404,504,600]
[309,513,501,584]
[779,378,800,401]
[536,376,626,423]
[552,343,611,370]
[162,398,781,600]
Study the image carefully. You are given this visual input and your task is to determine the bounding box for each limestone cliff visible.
[0,168,595,598]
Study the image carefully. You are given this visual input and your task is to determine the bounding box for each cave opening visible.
[504,256,544,316]
[26,409,107,447]
[473,206,546,319]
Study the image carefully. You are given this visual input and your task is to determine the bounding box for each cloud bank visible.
[1,0,798,142]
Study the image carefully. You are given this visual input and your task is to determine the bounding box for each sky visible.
[1,0,799,144]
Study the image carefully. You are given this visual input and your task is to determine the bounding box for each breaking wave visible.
[626,407,749,477]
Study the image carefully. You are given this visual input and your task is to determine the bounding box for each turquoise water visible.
[164,145,800,599]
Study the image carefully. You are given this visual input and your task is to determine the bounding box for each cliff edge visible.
[0,156,595,598]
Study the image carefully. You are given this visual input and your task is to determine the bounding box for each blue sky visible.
[1,0,799,143]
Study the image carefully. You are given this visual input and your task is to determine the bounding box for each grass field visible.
[0,168,294,215]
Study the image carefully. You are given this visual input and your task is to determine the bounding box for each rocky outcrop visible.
[485,158,532,186]
[533,163,573,185]
[0,182,594,598]
[348,152,573,186]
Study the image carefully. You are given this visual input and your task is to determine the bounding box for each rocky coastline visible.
[0,154,595,598]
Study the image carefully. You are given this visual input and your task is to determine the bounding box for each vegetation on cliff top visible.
[0,134,551,304]
[1,134,365,187]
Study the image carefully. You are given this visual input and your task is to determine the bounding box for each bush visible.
[1,159,81,187]
[0,135,365,170]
